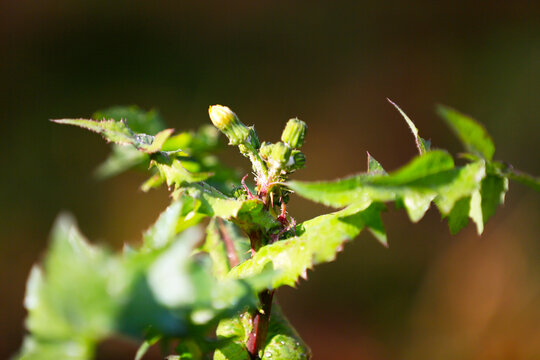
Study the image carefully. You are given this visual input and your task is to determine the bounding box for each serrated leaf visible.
[152,158,213,189]
[437,105,495,161]
[290,152,487,228]
[387,99,430,154]
[228,203,385,288]
[53,118,173,154]
[288,151,455,221]
[91,106,166,179]
[93,106,165,135]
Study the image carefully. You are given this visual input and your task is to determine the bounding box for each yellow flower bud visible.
[208,105,250,145]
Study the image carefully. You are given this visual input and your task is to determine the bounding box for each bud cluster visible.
[208,105,307,200]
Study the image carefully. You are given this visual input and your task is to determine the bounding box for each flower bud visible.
[281,118,307,148]
[269,141,291,168]
[290,149,306,169]
[259,142,274,160]
[208,105,250,145]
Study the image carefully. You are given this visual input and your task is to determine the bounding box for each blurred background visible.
[1,1,539,359]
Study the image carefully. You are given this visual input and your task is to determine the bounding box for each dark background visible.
[1,1,539,359]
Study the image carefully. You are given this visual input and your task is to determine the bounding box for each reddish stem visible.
[217,218,240,268]
[246,289,274,359]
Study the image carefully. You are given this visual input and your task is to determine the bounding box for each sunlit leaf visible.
[52,118,173,154]
[437,105,495,161]
[229,203,385,288]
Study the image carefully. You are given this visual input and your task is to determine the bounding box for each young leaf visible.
[53,118,173,154]
[93,106,165,135]
[228,203,386,288]
[151,158,213,188]
[387,99,430,154]
[437,105,495,161]
[182,183,280,233]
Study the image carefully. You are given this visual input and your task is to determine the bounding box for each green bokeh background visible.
[1,1,539,359]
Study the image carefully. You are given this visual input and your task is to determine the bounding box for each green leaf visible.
[19,209,271,359]
[261,306,311,360]
[469,190,484,235]
[387,99,430,154]
[53,118,173,154]
[182,183,280,234]
[93,106,165,135]
[142,201,186,251]
[228,203,385,288]
[288,150,455,221]
[437,105,495,161]
[447,196,471,235]
[151,158,213,189]
[90,106,167,179]
[289,152,488,229]
[24,214,119,340]
[214,305,310,360]
[433,160,485,215]
[480,174,508,224]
